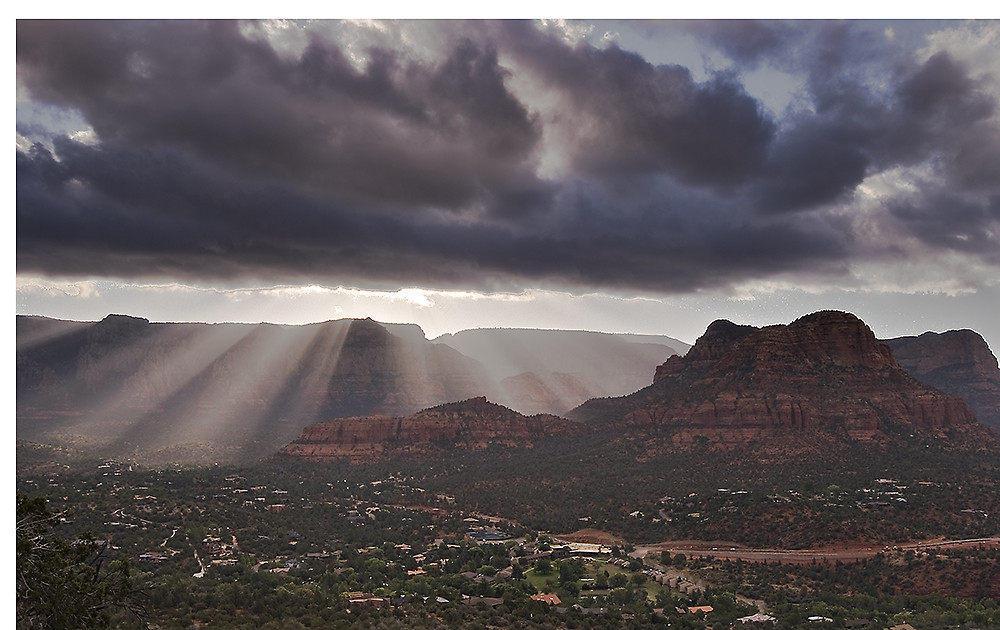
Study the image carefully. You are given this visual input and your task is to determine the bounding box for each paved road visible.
[630,537,1000,565]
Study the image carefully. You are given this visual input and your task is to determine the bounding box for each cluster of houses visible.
[647,479,970,528]
[604,554,706,594]
[649,572,705,595]
[529,595,609,617]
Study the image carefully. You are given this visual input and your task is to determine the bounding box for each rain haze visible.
[15,17,1000,351]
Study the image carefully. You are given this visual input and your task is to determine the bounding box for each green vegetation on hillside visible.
[15,436,1000,629]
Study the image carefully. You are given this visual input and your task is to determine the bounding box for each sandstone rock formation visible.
[570,311,989,446]
[18,310,998,464]
[282,397,577,461]
[885,330,1000,431]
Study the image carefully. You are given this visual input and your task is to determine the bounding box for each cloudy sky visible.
[15,19,1000,350]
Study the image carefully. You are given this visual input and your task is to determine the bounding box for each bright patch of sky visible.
[16,99,92,152]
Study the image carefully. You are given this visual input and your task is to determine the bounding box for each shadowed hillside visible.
[16,315,488,463]
[17,315,688,462]
[434,328,688,414]
[885,330,1000,431]
[282,396,578,462]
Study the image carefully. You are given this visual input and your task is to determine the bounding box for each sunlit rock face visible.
[570,311,987,446]
[281,397,578,462]
[885,330,1000,431]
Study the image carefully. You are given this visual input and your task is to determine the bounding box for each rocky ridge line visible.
[571,311,990,447]
[281,397,578,462]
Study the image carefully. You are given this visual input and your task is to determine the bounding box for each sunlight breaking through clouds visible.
[17,276,102,299]
[222,284,541,310]
[17,279,541,308]
[15,20,1000,355]
[16,317,360,461]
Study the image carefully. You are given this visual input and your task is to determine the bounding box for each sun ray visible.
[108,321,346,461]
[63,322,257,451]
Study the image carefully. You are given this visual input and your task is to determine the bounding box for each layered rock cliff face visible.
[282,397,577,461]
[885,331,1000,431]
[570,311,985,445]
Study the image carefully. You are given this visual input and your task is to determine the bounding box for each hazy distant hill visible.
[433,328,689,414]
[16,315,489,463]
[15,315,688,462]
[885,330,1000,431]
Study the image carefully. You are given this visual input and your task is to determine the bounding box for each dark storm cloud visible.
[15,20,1000,293]
[500,21,776,187]
[686,20,798,67]
[898,51,993,120]
[16,20,548,215]
[892,52,999,191]
[751,34,1000,215]
[530,177,851,288]
[16,132,850,293]
[889,190,1000,258]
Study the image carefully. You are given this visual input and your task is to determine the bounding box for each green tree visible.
[609,573,629,588]
[16,495,144,629]
[673,553,687,569]
[596,572,609,589]
[511,561,524,580]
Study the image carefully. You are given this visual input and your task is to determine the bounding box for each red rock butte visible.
[281,397,577,462]
[626,310,980,443]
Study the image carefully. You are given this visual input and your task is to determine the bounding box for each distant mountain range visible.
[16,311,1000,464]
[16,314,682,462]
[286,311,998,463]
[433,328,689,415]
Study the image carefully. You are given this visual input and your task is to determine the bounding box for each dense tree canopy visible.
[16,494,144,630]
